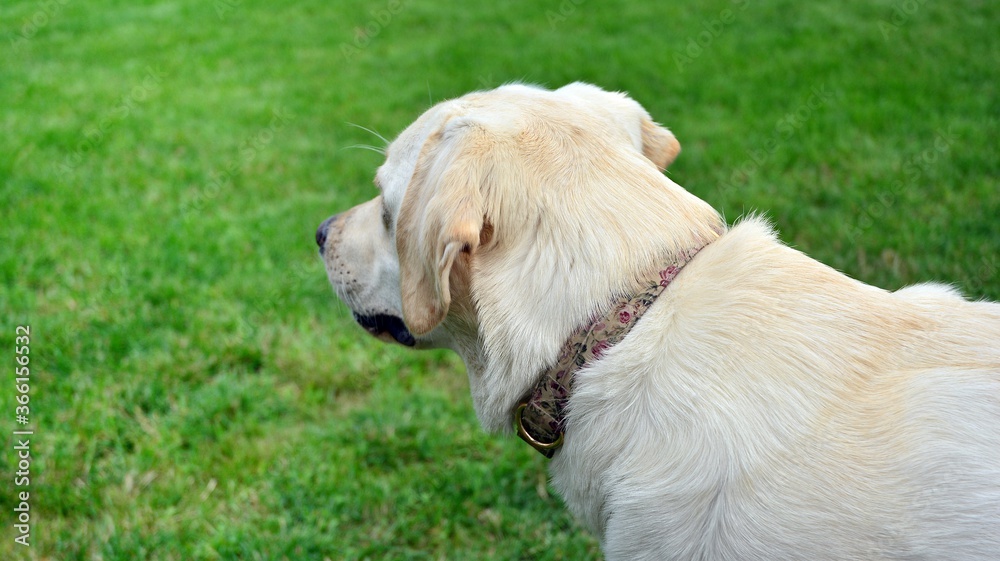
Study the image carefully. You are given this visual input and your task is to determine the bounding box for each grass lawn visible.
[1,0,997,559]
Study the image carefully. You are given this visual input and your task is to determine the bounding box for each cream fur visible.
[319,82,1000,560]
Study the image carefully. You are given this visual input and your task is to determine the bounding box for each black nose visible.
[316,214,338,252]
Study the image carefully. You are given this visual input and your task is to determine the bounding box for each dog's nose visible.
[316,214,338,253]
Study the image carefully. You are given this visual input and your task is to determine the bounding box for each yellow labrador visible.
[316,83,1000,560]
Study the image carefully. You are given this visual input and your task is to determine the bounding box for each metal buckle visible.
[514,402,563,458]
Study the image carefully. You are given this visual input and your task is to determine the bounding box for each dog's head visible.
[317,82,722,428]
[318,83,683,342]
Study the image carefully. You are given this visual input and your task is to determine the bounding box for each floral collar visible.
[513,243,712,458]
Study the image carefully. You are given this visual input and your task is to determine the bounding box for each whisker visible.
[346,122,390,146]
[340,144,386,155]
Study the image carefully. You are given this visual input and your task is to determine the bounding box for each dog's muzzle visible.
[353,313,416,347]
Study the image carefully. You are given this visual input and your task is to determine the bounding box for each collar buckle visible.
[514,402,563,458]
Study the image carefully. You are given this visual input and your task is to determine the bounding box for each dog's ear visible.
[640,117,681,172]
[555,82,682,171]
[396,120,486,336]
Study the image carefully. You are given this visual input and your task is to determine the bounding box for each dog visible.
[316,82,1000,560]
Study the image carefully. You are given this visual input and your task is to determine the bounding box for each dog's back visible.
[560,218,1000,560]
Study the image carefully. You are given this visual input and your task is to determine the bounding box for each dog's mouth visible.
[353,313,416,347]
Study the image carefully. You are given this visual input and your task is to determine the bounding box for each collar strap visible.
[514,243,710,458]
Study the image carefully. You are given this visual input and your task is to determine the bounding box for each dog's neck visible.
[449,174,726,434]
[447,232,724,436]
[512,240,714,457]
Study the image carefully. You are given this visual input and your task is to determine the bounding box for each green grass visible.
[1,0,997,559]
